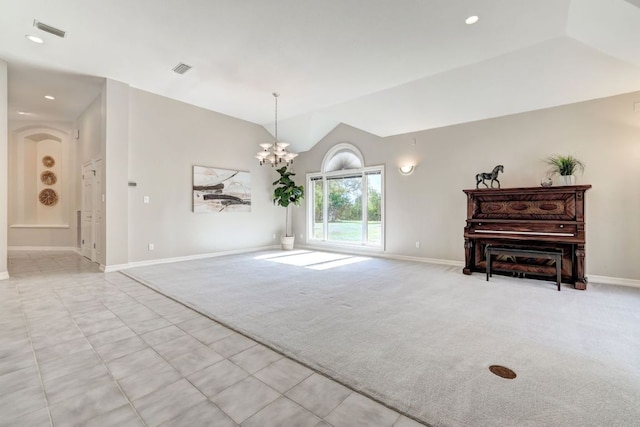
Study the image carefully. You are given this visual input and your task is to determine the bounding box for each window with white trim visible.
[307,144,384,248]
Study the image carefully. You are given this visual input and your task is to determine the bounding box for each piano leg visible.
[575,244,587,290]
[463,238,472,275]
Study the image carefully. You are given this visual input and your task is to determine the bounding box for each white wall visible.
[127,88,282,263]
[76,95,103,165]
[102,79,129,267]
[0,59,8,279]
[295,91,640,281]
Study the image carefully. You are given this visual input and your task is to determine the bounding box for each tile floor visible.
[0,251,424,426]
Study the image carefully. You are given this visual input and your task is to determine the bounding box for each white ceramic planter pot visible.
[280,235,295,250]
[556,174,576,186]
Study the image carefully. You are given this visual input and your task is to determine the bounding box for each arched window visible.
[322,144,363,172]
[307,143,384,248]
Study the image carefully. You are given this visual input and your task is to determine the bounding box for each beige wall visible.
[295,91,640,281]
[126,88,282,263]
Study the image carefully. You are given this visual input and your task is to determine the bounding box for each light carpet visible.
[123,250,640,427]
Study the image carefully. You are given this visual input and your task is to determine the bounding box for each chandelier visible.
[256,93,297,166]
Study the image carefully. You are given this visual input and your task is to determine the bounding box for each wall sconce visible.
[399,165,415,175]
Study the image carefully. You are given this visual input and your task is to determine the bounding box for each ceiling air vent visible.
[33,20,66,38]
[172,63,192,75]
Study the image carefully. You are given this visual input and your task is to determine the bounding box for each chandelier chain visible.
[273,93,278,140]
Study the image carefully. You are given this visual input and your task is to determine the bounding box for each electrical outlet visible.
[148,243,154,251]
[299,234,304,239]
[272,234,276,239]
[415,241,420,249]
[143,196,150,204]
[635,102,640,112]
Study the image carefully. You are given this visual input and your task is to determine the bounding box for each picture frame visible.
[192,165,251,213]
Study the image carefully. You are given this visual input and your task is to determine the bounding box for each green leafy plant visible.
[545,154,585,176]
[273,166,304,237]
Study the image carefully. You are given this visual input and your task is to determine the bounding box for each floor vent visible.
[489,365,517,379]
[172,63,192,75]
[33,20,66,38]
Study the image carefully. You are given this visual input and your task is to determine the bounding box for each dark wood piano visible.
[463,185,591,290]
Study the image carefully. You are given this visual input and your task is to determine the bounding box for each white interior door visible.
[93,159,103,262]
[81,162,93,259]
[81,159,102,262]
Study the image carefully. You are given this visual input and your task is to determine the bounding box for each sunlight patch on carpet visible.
[254,250,369,270]
[253,250,312,260]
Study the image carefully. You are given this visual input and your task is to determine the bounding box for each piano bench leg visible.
[486,256,491,281]
[555,254,561,292]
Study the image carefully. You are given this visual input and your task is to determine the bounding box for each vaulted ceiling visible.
[2,0,639,152]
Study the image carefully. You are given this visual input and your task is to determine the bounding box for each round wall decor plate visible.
[42,155,55,168]
[40,170,57,185]
[39,188,59,206]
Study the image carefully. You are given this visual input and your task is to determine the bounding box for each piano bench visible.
[485,246,562,291]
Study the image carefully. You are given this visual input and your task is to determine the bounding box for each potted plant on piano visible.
[273,166,304,250]
[545,154,585,186]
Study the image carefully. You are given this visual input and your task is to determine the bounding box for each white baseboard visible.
[0,271,9,281]
[8,246,78,252]
[10,224,70,229]
[101,263,130,273]
[384,253,465,267]
[101,245,280,272]
[588,274,640,288]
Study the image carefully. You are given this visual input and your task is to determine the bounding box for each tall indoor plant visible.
[273,166,304,250]
[545,154,585,186]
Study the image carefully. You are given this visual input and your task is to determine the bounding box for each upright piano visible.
[463,185,591,290]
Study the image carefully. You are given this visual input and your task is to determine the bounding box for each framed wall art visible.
[192,165,251,213]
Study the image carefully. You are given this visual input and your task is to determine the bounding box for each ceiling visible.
[1,0,640,152]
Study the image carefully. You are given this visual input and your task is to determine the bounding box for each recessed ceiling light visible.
[17,111,27,115]
[25,34,44,44]
[465,15,479,25]
[44,95,55,100]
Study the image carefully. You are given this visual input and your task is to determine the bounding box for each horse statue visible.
[475,165,504,189]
